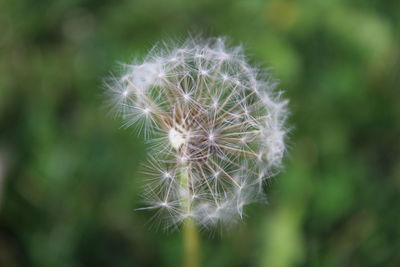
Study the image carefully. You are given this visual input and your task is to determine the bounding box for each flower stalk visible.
[183,217,200,267]
[179,166,200,267]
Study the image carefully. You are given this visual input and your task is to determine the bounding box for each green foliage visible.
[0,0,399,266]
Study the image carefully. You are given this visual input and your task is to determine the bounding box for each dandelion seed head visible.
[106,37,289,229]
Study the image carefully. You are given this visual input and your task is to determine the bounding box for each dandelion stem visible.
[183,217,200,267]
[180,167,200,267]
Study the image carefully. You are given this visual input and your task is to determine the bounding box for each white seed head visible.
[106,37,289,229]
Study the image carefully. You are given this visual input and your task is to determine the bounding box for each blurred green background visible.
[1,0,399,266]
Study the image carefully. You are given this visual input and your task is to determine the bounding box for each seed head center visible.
[169,127,187,150]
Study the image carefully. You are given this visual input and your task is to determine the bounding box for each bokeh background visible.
[1,0,399,266]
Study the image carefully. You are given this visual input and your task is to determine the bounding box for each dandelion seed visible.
[200,69,208,76]
[106,37,289,229]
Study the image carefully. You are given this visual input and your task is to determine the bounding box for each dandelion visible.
[106,37,288,266]
[106,38,287,266]
[106,37,288,228]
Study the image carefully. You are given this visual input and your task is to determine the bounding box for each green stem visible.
[183,217,200,267]
[180,167,200,267]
